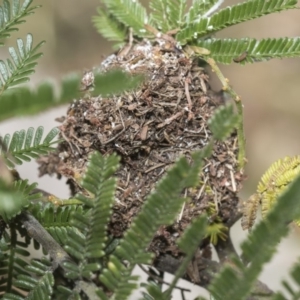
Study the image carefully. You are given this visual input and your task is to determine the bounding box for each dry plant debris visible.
[38,38,244,260]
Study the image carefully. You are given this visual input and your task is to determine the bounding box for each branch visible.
[19,211,71,269]
[20,208,99,297]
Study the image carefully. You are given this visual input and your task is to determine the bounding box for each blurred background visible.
[1,0,300,298]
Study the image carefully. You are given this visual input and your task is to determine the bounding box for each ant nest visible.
[38,38,243,260]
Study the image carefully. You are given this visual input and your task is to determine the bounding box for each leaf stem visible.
[205,57,246,170]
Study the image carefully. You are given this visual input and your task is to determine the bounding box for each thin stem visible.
[6,223,17,293]
[205,57,246,170]
[138,264,191,293]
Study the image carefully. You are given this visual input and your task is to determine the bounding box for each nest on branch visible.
[38,39,243,263]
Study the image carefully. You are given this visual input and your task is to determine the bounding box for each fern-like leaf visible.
[241,156,300,230]
[92,8,126,50]
[62,152,119,280]
[0,70,143,122]
[0,223,31,296]
[177,0,297,44]
[3,257,54,300]
[0,0,40,42]
[195,37,300,64]
[74,152,119,257]
[208,103,239,141]
[0,33,44,92]
[29,202,84,247]
[0,179,39,223]
[14,179,41,205]
[0,182,24,223]
[0,73,81,121]
[0,126,60,168]
[99,146,211,300]
[102,0,150,38]
[172,0,186,28]
[94,69,143,96]
[185,0,219,23]
[150,0,186,32]
[143,282,169,300]
[53,285,80,300]
[149,0,170,32]
[209,172,300,300]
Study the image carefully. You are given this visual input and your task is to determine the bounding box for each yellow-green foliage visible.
[242,156,300,230]
[205,202,228,244]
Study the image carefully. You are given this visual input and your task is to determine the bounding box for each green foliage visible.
[0,180,24,223]
[0,70,143,122]
[95,0,300,65]
[204,202,229,245]
[150,0,186,32]
[29,203,84,247]
[62,152,119,280]
[92,8,126,49]
[205,222,228,245]
[176,0,297,44]
[0,179,40,222]
[149,0,170,32]
[94,69,143,96]
[0,0,40,43]
[242,156,300,230]
[196,37,300,64]
[185,0,219,23]
[209,173,300,300]
[101,0,150,38]
[0,33,44,93]
[208,103,240,141]
[0,222,31,296]
[0,126,60,168]
[0,73,81,121]
[142,282,169,300]
[2,257,54,300]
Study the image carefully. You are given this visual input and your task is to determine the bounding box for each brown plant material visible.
[38,39,244,268]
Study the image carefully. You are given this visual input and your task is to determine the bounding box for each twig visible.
[60,130,82,155]
[117,28,133,57]
[20,211,97,298]
[103,107,126,144]
[184,76,194,120]
[157,111,184,128]
[145,163,166,174]
[230,169,237,192]
[19,211,71,270]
